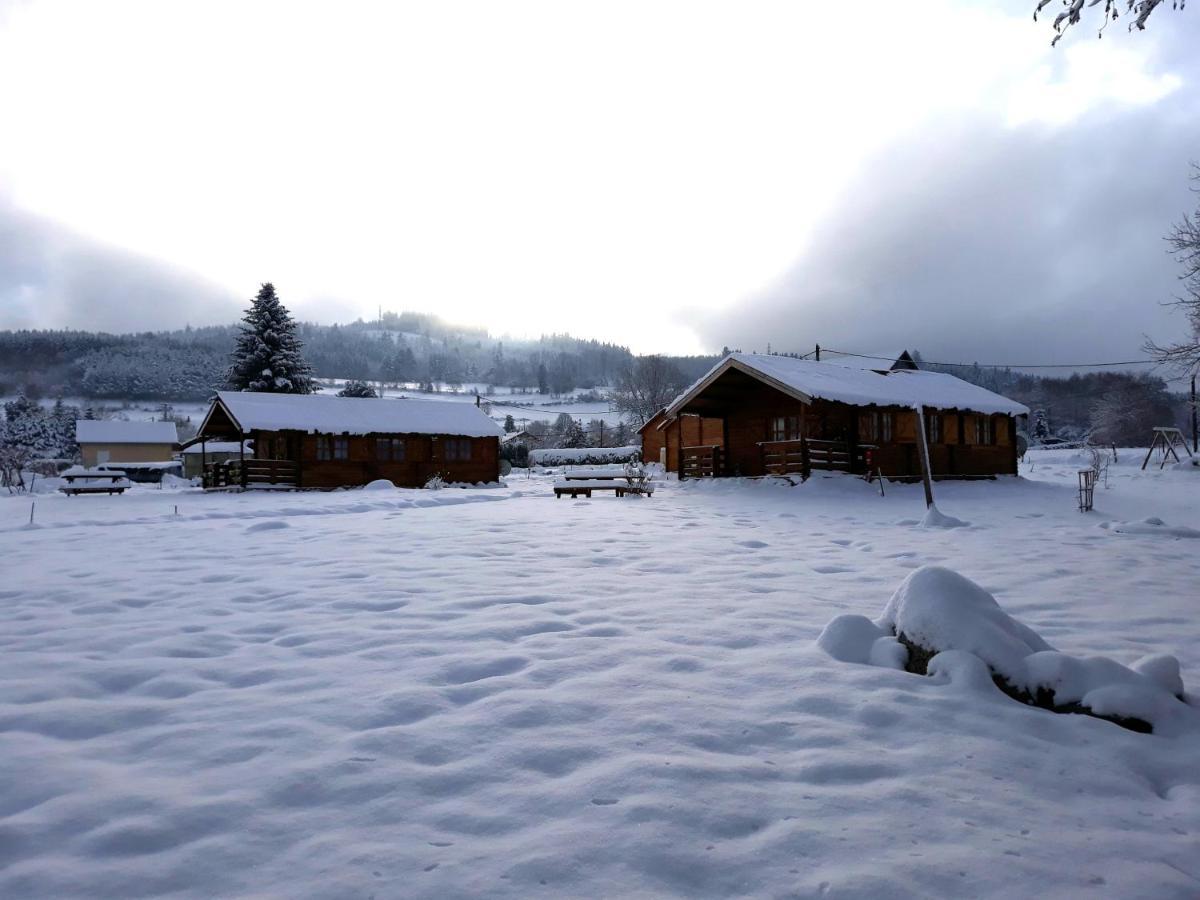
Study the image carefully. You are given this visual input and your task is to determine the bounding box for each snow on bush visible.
[529,446,640,466]
[817,565,1196,735]
[424,473,446,490]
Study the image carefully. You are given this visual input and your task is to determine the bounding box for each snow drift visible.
[818,565,1195,735]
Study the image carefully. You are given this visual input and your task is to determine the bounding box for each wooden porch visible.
[202,458,300,490]
[679,438,873,481]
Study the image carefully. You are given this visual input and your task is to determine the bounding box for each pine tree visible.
[227,283,317,393]
[503,414,516,433]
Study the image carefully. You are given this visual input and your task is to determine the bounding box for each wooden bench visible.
[553,479,654,499]
[60,468,131,496]
[561,468,630,481]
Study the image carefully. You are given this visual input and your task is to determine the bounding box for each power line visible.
[821,349,1160,371]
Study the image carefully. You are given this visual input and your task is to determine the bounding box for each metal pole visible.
[914,404,935,508]
[1192,373,1197,454]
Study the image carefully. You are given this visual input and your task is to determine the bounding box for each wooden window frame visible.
[770,415,800,442]
[926,412,942,444]
[975,416,995,446]
[376,437,406,462]
[444,438,472,462]
[316,435,332,461]
[881,412,893,443]
[333,437,349,460]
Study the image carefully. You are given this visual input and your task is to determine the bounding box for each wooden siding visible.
[247,429,499,489]
[81,443,177,467]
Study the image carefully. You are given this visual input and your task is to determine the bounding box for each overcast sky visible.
[1,0,1197,364]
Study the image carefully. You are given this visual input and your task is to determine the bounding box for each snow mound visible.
[878,566,1050,682]
[819,565,1196,735]
[362,479,397,491]
[918,503,969,529]
[1104,517,1200,539]
[245,519,290,532]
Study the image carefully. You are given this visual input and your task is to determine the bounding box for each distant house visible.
[654,352,1028,480]
[193,391,504,489]
[75,420,179,468]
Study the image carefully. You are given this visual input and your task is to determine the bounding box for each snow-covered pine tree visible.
[503,414,516,433]
[337,379,378,398]
[227,283,317,393]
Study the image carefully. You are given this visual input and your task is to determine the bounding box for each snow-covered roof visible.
[75,420,179,444]
[208,391,505,438]
[666,353,1029,417]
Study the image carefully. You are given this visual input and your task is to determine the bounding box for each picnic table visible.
[59,466,131,496]
[553,463,655,499]
[561,468,634,481]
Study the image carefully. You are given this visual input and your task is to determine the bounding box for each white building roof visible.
[666,353,1029,417]
[207,391,505,438]
[75,420,179,444]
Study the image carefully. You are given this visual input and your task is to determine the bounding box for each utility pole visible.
[1192,373,1197,453]
[914,404,935,508]
[815,344,821,362]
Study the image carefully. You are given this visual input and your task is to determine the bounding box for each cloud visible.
[0,199,241,333]
[693,61,1200,367]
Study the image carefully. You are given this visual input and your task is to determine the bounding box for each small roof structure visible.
[75,420,179,444]
[820,350,919,372]
[665,353,1029,419]
[501,429,536,444]
[198,391,505,439]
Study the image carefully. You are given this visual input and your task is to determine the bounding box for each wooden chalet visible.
[653,352,1028,481]
[192,391,504,489]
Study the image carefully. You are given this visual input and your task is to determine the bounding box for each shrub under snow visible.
[529,446,640,466]
[818,565,1195,735]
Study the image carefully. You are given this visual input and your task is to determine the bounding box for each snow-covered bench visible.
[59,466,131,496]
[553,479,654,499]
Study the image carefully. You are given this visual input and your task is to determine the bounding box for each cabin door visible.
[263,434,298,461]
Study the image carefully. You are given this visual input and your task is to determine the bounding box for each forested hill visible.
[0,317,720,401]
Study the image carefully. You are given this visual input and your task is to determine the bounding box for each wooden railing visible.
[805,439,853,473]
[680,445,722,479]
[759,438,861,480]
[203,458,299,490]
[760,439,808,477]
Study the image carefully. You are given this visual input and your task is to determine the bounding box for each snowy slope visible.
[0,458,1198,898]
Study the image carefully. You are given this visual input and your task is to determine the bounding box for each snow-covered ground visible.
[1,449,1198,898]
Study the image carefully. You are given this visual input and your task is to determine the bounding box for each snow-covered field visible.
[1,449,1198,898]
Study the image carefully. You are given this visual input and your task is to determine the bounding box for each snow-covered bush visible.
[424,473,446,490]
[818,565,1195,735]
[530,446,641,466]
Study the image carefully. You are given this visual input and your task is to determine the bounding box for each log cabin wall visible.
[251,429,499,488]
[639,414,666,465]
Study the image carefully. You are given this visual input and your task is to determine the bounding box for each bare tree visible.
[1146,164,1200,375]
[609,356,686,427]
[1089,375,1177,445]
[1035,0,1183,47]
